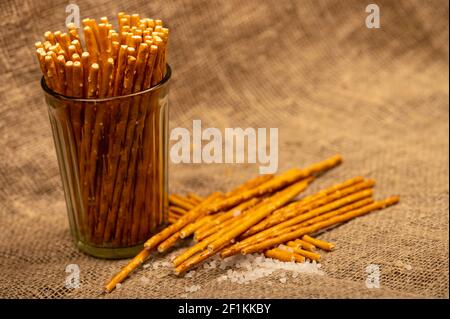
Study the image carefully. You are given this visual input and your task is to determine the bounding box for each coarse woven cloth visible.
[0,0,448,299]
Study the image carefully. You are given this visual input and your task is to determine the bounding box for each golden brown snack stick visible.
[157,232,181,252]
[297,197,374,228]
[292,239,316,252]
[187,193,205,203]
[207,179,312,252]
[169,206,187,216]
[302,235,335,251]
[144,192,222,250]
[44,31,55,45]
[72,61,83,97]
[104,248,151,293]
[112,45,127,95]
[265,248,305,263]
[245,178,374,236]
[174,179,311,268]
[168,194,195,211]
[179,215,215,239]
[83,26,99,63]
[285,243,321,261]
[241,196,400,254]
[221,187,373,258]
[194,197,262,241]
[64,61,74,96]
[208,155,342,214]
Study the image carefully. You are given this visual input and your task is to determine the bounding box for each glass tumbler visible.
[42,66,171,258]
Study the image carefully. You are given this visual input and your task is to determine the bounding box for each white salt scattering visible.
[279,277,287,284]
[185,271,196,278]
[161,261,172,268]
[232,210,242,217]
[140,276,150,284]
[405,264,412,270]
[185,285,201,293]
[115,283,122,289]
[143,263,151,269]
[214,254,323,284]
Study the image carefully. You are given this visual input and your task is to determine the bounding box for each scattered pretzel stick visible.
[187,193,204,203]
[245,178,374,237]
[302,235,335,251]
[241,196,400,255]
[104,248,151,293]
[168,194,195,211]
[206,179,313,253]
[179,215,215,239]
[172,179,312,271]
[169,206,188,216]
[285,243,321,261]
[265,247,305,263]
[290,239,316,252]
[207,155,342,213]
[221,187,374,258]
[194,197,262,241]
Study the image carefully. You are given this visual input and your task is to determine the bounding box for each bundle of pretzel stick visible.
[104,154,400,292]
[35,13,169,246]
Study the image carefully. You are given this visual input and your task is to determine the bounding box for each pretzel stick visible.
[220,188,373,257]
[206,179,313,252]
[94,45,128,242]
[284,243,321,261]
[297,197,374,228]
[258,176,364,226]
[194,197,262,241]
[143,168,276,251]
[155,193,224,252]
[290,239,316,252]
[241,181,375,243]
[155,177,274,264]
[302,235,335,251]
[105,55,138,243]
[169,206,187,216]
[168,194,195,211]
[168,216,178,224]
[104,248,151,293]
[245,177,372,237]
[83,26,99,63]
[114,44,153,244]
[126,44,157,231]
[265,248,305,263]
[176,195,201,207]
[207,155,342,213]
[157,232,181,252]
[179,215,215,239]
[241,196,400,254]
[172,179,311,269]
[187,193,205,203]
[104,192,220,292]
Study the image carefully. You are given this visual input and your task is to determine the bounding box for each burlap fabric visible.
[0,0,448,298]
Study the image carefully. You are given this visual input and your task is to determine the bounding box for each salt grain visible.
[279,277,287,283]
[214,254,323,284]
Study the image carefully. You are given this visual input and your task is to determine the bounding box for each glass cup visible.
[42,65,171,258]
